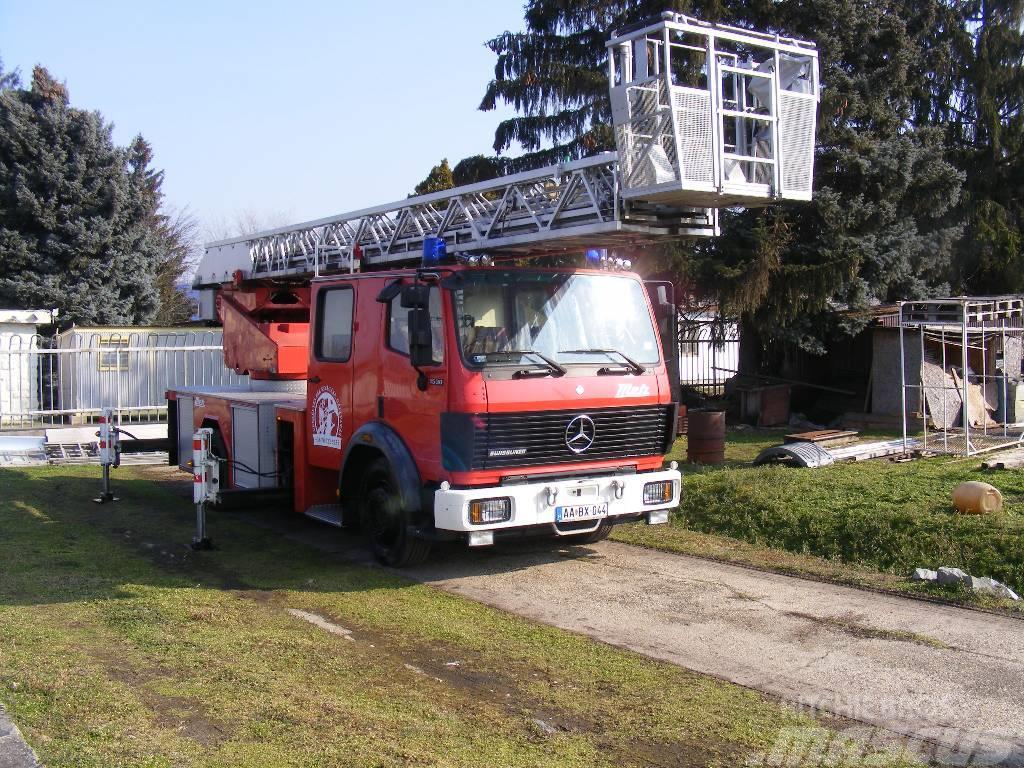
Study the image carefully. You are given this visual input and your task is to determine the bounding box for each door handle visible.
[308,375,321,383]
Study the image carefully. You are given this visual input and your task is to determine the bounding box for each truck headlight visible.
[643,480,675,505]
[469,497,512,524]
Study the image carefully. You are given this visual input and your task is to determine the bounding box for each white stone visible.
[910,568,938,582]
[936,567,970,586]
[969,576,1021,601]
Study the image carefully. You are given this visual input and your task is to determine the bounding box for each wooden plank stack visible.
[784,429,860,448]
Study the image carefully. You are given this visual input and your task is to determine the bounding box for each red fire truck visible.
[169,14,819,565]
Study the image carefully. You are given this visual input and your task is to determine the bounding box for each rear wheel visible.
[359,457,431,567]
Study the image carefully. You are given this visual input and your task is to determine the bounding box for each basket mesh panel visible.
[617,114,679,191]
[672,88,713,184]
[779,93,816,194]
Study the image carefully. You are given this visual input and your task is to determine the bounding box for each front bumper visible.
[432,468,681,535]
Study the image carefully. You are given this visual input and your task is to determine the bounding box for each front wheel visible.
[359,458,431,568]
[572,520,613,544]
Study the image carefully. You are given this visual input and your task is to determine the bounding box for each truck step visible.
[304,504,344,527]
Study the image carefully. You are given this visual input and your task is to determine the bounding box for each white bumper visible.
[433,468,681,534]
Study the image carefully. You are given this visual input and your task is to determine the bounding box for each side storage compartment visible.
[230,402,278,489]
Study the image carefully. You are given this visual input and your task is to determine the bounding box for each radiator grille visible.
[456,405,674,470]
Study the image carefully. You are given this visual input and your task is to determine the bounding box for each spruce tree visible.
[0,65,174,325]
[480,1,724,170]
[413,158,456,195]
[477,0,966,353]
[939,1,1024,292]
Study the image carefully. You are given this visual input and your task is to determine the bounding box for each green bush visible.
[678,461,1024,592]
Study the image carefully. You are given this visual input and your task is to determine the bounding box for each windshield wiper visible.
[558,348,646,375]
[484,349,567,377]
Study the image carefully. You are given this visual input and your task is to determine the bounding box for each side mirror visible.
[655,301,675,320]
[401,284,430,309]
[408,307,434,369]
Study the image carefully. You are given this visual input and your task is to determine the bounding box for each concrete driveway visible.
[392,539,1024,766]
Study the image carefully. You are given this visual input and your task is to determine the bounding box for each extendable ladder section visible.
[194,154,718,287]
[193,13,820,292]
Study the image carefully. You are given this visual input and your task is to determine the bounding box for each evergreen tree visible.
[938,1,1024,292]
[413,158,455,195]
[481,1,722,170]
[452,155,504,186]
[703,0,965,351]
[0,64,178,325]
[477,0,967,353]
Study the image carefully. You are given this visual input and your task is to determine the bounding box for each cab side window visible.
[316,287,354,361]
[387,286,444,363]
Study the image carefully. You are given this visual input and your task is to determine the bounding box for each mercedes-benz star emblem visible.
[564,415,596,454]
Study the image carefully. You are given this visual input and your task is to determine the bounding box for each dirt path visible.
[393,540,1024,766]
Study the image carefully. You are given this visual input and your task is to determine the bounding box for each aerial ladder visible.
[194,13,819,299]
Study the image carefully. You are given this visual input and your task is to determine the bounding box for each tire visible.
[359,457,431,567]
[572,520,613,544]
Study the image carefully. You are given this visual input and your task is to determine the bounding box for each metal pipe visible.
[710,366,855,395]
[920,315,927,450]
[1002,324,1009,435]
[899,302,908,453]
[941,323,947,453]
[195,503,207,545]
[962,300,971,455]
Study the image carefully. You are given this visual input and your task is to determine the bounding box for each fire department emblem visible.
[312,386,342,449]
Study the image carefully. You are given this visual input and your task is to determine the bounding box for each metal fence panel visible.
[0,330,245,429]
[678,317,740,395]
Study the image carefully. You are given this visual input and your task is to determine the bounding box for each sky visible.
[0,0,527,236]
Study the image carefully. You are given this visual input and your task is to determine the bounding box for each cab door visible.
[307,282,356,470]
[379,283,448,481]
[645,280,680,404]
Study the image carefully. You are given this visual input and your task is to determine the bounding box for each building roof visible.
[57,325,213,335]
[0,309,59,325]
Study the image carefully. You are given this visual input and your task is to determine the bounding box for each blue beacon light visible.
[422,236,447,266]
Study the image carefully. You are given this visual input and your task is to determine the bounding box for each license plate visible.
[555,503,609,522]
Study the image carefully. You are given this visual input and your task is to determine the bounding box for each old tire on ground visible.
[359,457,431,568]
[572,520,613,544]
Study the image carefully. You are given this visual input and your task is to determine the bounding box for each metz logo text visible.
[615,384,650,398]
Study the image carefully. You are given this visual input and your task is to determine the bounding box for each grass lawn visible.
[613,429,1024,613]
[0,465,923,767]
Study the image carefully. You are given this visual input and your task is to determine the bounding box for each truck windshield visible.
[450,271,661,367]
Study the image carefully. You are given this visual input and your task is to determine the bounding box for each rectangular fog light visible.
[469,497,512,525]
[643,480,674,505]
[647,509,670,525]
[468,530,495,547]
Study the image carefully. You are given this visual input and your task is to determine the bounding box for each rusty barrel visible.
[687,409,725,464]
